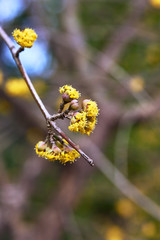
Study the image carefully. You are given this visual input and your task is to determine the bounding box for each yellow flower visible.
[115,198,135,218]
[68,111,97,135]
[68,112,87,134]
[5,78,30,98]
[85,116,97,135]
[59,149,80,164]
[82,99,99,117]
[12,28,37,48]
[35,140,80,164]
[59,85,80,100]
[68,98,99,135]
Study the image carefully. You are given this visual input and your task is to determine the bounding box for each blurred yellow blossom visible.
[115,198,135,218]
[141,222,156,237]
[5,78,30,98]
[150,0,160,7]
[12,28,37,48]
[105,225,124,240]
[0,70,3,86]
[5,78,47,99]
[129,76,144,92]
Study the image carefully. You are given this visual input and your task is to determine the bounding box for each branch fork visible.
[0,26,94,166]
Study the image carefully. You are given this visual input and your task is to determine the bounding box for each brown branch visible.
[0,26,50,120]
[89,140,160,221]
[122,98,160,124]
[0,26,94,166]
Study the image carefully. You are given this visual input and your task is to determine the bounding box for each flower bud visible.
[46,147,53,154]
[37,141,47,151]
[82,99,90,109]
[69,99,79,110]
[62,93,71,103]
[52,145,61,154]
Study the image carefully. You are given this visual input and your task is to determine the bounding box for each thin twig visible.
[16,47,24,57]
[0,26,94,166]
[50,109,70,121]
[0,27,50,120]
[49,120,94,166]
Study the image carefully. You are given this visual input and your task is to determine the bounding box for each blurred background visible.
[1,0,160,239]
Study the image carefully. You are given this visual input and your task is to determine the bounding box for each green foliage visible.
[3,137,27,178]
[79,0,129,50]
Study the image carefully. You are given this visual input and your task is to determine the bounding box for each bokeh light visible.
[0,0,27,23]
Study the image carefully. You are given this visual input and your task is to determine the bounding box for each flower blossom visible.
[12,28,37,48]
[82,99,99,117]
[68,99,99,135]
[68,111,98,136]
[35,140,80,164]
[68,112,87,134]
[59,85,80,102]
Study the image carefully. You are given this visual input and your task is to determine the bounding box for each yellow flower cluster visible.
[35,140,80,164]
[83,100,99,117]
[68,99,99,135]
[59,85,80,100]
[5,78,30,97]
[12,28,37,48]
[68,112,87,133]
